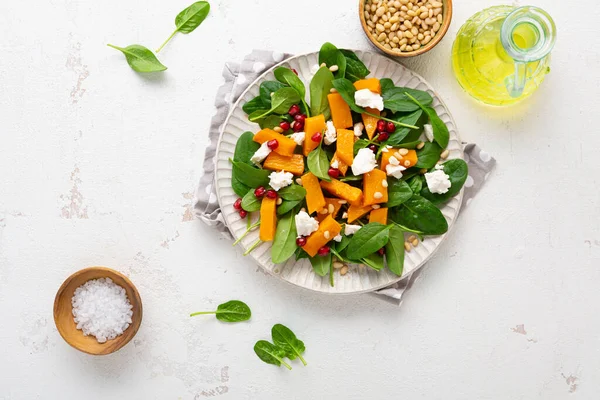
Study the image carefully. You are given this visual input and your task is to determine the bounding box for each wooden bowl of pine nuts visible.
[359,0,452,57]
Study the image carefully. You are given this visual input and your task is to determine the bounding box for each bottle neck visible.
[500,6,556,63]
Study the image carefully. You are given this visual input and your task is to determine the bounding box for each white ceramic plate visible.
[215,50,463,294]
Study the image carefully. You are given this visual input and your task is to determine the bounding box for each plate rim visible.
[214,50,464,295]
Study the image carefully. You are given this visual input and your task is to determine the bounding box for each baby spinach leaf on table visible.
[233,132,260,164]
[277,199,302,215]
[271,212,298,264]
[309,252,332,277]
[362,252,384,271]
[385,225,405,276]
[156,1,210,52]
[340,49,370,82]
[249,87,301,121]
[385,110,423,145]
[254,340,292,370]
[407,175,423,194]
[271,324,307,366]
[421,159,469,204]
[241,191,261,212]
[107,44,167,72]
[310,66,334,119]
[307,146,331,181]
[243,96,268,115]
[278,184,307,201]
[386,180,413,207]
[318,42,347,79]
[415,142,443,169]
[390,195,448,235]
[346,223,392,260]
[230,159,270,188]
[190,300,251,322]
[405,92,449,148]
[260,81,287,105]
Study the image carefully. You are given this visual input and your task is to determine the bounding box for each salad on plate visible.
[229,42,468,286]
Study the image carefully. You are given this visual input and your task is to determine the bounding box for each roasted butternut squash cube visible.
[336,129,355,167]
[259,197,277,242]
[320,178,363,206]
[347,203,372,223]
[331,153,349,176]
[353,78,381,94]
[303,114,326,156]
[301,172,326,215]
[302,215,342,257]
[253,128,297,157]
[368,207,388,225]
[380,148,418,171]
[327,93,353,129]
[316,197,344,222]
[363,169,388,206]
[361,108,380,140]
[263,153,304,176]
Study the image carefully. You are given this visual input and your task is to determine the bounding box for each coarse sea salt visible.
[71,277,133,343]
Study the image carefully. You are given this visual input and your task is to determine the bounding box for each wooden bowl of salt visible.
[53,267,143,355]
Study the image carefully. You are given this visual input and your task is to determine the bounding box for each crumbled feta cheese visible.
[333,234,343,242]
[381,145,392,153]
[324,120,337,145]
[250,141,272,165]
[423,124,434,142]
[424,169,452,194]
[290,131,305,146]
[353,122,364,137]
[268,170,294,191]
[295,211,319,238]
[331,159,339,169]
[351,148,377,175]
[354,89,384,111]
[386,163,406,179]
[344,224,361,235]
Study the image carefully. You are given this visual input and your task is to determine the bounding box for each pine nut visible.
[381,14,389,22]
[376,6,386,16]
[394,152,404,160]
[296,178,303,185]
[300,207,306,212]
[367,20,375,28]
[333,261,344,269]
[382,179,388,188]
[377,32,387,42]
[328,204,335,214]
[399,37,408,45]
[411,238,419,247]
[340,266,349,275]
[276,197,283,205]
[320,208,328,215]
[329,64,339,72]
[404,160,411,167]
[404,30,414,39]
[273,126,284,133]
[423,35,432,45]
[324,231,330,239]
[384,21,392,29]
[404,242,411,252]
[416,141,425,149]
[338,199,347,204]
[390,15,400,23]
[440,149,449,159]
[320,62,326,68]
[398,148,409,155]
[433,21,440,32]
[408,235,416,242]
[417,33,424,40]
[330,88,338,93]
[372,204,381,209]
[400,43,407,51]
[374,192,383,199]
[431,1,442,7]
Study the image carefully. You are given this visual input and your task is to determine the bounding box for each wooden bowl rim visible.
[358,0,453,58]
[53,266,143,355]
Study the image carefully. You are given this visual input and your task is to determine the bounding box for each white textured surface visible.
[0,0,599,399]
[216,50,463,294]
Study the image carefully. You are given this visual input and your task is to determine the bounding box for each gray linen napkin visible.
[194,50,496,305]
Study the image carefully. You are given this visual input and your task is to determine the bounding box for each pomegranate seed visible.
[386,122,396,133]
[265,189,277,199]
[296,237,307,246]
[267,139,279,150]
[293,120,304,132]
[289,104,301,116]
[376,120,386,132]
[279,121,291,131]
[311,132,322,142]
[368,144,377,152]
[233,198,242,210]
[239,209,248,218]
[318,246,330,256]
[378,132,390,141]
[378,248,385,256]
[294,114,306,123]
[292,68,299,75]
[328,168,340,178]
[254,186,266,198]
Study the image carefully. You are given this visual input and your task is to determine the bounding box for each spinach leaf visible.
[295,247,309,260]
[260,81,287,105]
[233,131,260,164]
[362,252,384,271]
[274,67,305,98]
[386,180,412,207]
[405,92,449,148]
[390,195,448,235]
[318,42,347,79]
[156,1,210,52]
[421,159,469,204]
[243,96,268,115]
[232,175,251,197]
[271,212,298,264]
[380,78,395,93]
[309,252,332,277]
[107,44,167,72]
[249,87,301,121]
[277,184,307,201]
[241,191,262,212]
[385,110,423,145]
[407,175,423,193]
[383,87,433,112]
[385,225,405,276]
[307,146,331,181]
[190,300,251,322]
[310,66,334,119]
[415,142,442,169]
[253,340,292,370]
[332,78,365,113]
[277,199,302,215]
[346,223,392,260]
[230,159,270,188]
[340,49,370,82]
[353,138,371,154]
[271,324,307,366]
[259,115,285,129]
